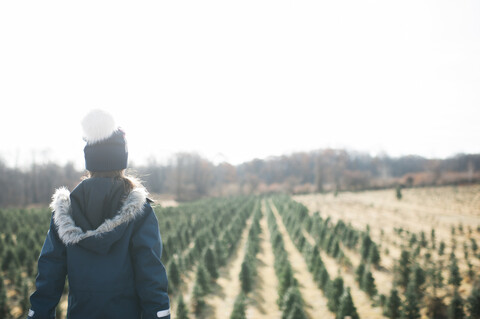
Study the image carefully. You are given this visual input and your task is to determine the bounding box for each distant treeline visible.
[1,150,479,206]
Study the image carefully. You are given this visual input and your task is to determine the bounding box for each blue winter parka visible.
[29,179,170,319]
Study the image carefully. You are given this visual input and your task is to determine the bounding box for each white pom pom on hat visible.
[81,109,117,144]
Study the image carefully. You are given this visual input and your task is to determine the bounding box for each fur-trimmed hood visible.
[50,185,149,250]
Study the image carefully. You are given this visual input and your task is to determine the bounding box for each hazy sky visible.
[1,1,479,168]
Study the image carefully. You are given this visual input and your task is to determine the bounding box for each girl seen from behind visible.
[28,110,170,319]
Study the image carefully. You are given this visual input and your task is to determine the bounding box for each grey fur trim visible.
[51,186,148,245]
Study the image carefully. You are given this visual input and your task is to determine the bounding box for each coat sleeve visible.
[29,214,67,319]
[131,204,170,319]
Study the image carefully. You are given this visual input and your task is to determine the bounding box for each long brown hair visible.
[85,169,140,194]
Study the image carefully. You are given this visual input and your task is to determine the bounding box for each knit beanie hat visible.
[81,110,128,172]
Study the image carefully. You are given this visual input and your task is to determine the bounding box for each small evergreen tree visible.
[467,283,480,319]
[278,266,295,305]
[471,238,478,255]
[403,281,421,319]
[437,264,445,290]
[167,260,181,290]
[361,234,373,261]
[0,274,9,319]
[239,261,252,293]
[21,280,30,315]
[439,241,446,256]
[355,263,365,287]
[331,240,340,259]
[411,263,426,298]
[398,250,411,288]
[363,268,377,298]
[204,248,219,279]
[386,287,401,319]
[176,294,189,319]
[195,264,210,294]
[318,267,330,291]
[214,240,226,267]
[448,289,465,319]
[230,293,247,319]
[337,287,359,319]
[449,257,462,288]
[192,284,205,315]
[467,263,475,281]
[369,243,381,267]
[282,287,306,319]
[396,185,402,200]
[327,276,344,313]
[409,234,418,248]
[420,231,428,248]
[1,247,18,271]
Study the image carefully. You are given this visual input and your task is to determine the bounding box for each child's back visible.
[28,110,170,319]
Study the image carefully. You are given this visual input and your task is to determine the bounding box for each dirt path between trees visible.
[200,217,254,319]
[268,200,334,319]
[246,201,282,319]
[297,222,387,319]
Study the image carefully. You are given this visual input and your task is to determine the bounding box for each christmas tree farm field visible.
[2,186,480,319]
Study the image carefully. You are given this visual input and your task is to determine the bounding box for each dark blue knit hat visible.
[82,110,128,172]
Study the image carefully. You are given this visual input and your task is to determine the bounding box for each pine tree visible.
[192,284,205,315]
[449,257,462,288]
[239,261,252,293]
[327,276,344,313]
[362,268,377,298]
[282,287,306,319]
[403,281,421,319]
[398,250,411,288]
[318,266,330,291]
[21,280,30,315]
[230,293,247,319]
[448,289,465,319]
[467,262,474,283]
[204,248,219,279]
[176,294,189,319]
[439,241,446,256]
[167,260,181,290]
[0,273,9,319]
[369,243,381,267]
[308,245,320,272]
[284,302,308,319]
[471,238,478,255]
[195,264,210,294]
[411,263,426,298]
[396,185,403,200]
[331,240,340,259]
[386,287,401,319]
[467,284,480,319]
[337,287,359,319]
[361,234,373,261]
[2,247,18,271]
[355,263,365,287]
[279,266,295,305]
[409,234,418,248]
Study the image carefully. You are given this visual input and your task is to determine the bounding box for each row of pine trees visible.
[273,195,480,319]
